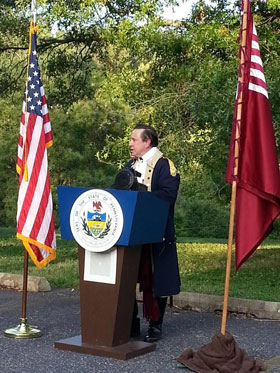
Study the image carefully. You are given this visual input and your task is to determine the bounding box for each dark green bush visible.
[175,197,230,238]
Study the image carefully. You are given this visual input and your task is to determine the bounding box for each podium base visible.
[55,335,156,360]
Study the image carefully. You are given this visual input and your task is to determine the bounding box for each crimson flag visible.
[16,22,56,268]
[226,0,280,270]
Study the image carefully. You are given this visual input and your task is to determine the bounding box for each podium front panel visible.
[57,186,169,246]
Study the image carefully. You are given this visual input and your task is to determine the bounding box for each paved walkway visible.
[0,288,279,373]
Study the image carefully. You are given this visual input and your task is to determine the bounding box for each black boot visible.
[144,297,167,343]
[144,323,162,343]
[131,317,140,338]
[157,296,168,323]
[130,300,140,338]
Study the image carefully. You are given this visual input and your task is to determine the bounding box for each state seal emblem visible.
[70,189,124,252]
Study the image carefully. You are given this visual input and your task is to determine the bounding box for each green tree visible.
[0,0,279,238]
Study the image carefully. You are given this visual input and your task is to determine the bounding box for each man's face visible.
[129,129,151,158]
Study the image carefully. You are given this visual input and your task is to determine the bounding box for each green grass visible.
[0,227,79,288]
[1,227,280,302]
[177,238,280,302]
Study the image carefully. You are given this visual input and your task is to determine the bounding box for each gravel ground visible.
[0,288,279,373]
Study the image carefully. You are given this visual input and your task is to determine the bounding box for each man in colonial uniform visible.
[127,123,181,342]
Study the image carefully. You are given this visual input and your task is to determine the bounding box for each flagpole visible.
[21,248,29,320]
[4,0,42,339]
[221,0,249,335]
[31,0,36,24]
[5,248,42,338]
[21,0,36,324]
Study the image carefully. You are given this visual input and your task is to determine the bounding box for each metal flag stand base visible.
[4,318,42,339]
[4,250,42,339]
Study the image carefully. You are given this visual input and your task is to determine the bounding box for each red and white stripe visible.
[249,24,268,99]
[17,86,52,173]
[16,87,56,267]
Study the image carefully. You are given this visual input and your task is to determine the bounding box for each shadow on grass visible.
[178,241,280,301]
[1,228,280,297]
[178,236,280,247]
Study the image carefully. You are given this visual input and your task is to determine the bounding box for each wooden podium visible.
[55,187,169,360]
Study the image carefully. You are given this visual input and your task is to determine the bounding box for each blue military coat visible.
[127,156,181,297]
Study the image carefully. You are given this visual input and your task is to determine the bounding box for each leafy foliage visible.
[0,0,280,238]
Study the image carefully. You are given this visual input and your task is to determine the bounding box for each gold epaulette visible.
[163,157,177,177]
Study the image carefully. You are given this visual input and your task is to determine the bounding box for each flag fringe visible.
[46,140,53,148]
[16,164,21,175]
[17,233,56,269]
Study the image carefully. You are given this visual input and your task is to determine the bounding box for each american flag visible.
[16,22,56,268]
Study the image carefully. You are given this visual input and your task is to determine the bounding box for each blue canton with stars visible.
[25,31,43,117]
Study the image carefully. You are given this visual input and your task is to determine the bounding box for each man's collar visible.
[141,147,158,162]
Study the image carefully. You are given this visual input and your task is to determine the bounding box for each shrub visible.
[175,197,230,238]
